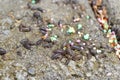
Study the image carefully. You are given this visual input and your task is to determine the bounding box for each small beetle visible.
[19,24,31,32]
[51,49,66,60]
[20,38,35,50]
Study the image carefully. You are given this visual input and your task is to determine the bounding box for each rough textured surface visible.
[0,0,120,80]
[103,0,120,25]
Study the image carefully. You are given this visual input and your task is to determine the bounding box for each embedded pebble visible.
[106,72,112,76]
[86,72,92,77]
[15,71,27,80]
[28,68,36,76]
[68,60,76,70]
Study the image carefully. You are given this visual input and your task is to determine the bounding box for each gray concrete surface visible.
[103,0,120,25]
[0,0,120,80]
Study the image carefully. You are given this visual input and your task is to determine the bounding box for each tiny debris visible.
[37,7,45,13]
[28,67,36,76]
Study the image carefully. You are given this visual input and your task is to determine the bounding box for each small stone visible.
[98,68,103,72]
[83,34,89,40]
[50,35,58,41]
[4,76,11,80]
[77,24,82,30]
[68,61,76,70]
[28,68,36,76]
[16,71,27,80]
[28,77,36,80]
[2,30,10,35]
[86,72,92,77]
[90,56,96,62]
[59,63,70,76]
[48,24,55,28]
[86,15,90,19]
[67,27,75,34]
[103,29,107,33]
[32,0,36,4]
[106,72,112,76]
[96,49,102,54]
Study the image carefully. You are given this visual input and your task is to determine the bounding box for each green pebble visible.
[50,37,56,41]
[50,35,58,41]
[83,34,89,40]
[53,35,57,38]
[48,24,55,28]
[77,24,82,30]
[32,0,35,4]
[107,29,111,33]
[67,27,75,34]
[86,15,90,19]
[114,39,118,44]
[68,40,72,43]
[103,29,107,33]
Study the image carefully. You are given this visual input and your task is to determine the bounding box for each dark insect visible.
[39,27,47,35]
[70,45,81,51]
[72,54,82,61]
[88,48,97,57]
[33,11,42,20]
[51,49,65,60]
[43,38,52,43]
[20,38,35,50]
[0,48,6,55]
[37,7,45,13]
[65,45,74,56]
[19,24,31,32]
[16,51,22,56]
[42,43,52,48]
[36,39,43,45]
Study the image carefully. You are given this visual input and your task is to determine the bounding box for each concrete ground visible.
[0,0,120,80]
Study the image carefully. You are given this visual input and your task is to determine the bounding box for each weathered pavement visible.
[0,0,120,80]
[103,0,120,25]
